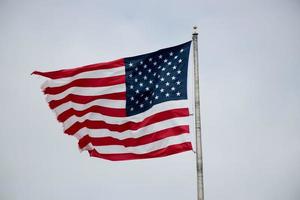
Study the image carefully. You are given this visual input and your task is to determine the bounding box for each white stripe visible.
[93,133,190,154]
[62,100,188,129]
[74,116,190,140]
[81,143,94,151]
[41,66,125,90]
[53,99,126,117]
[45,84,125,102]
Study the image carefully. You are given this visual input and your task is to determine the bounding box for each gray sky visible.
[1,0,300,199]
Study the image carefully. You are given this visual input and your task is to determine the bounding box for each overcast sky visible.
[1,0,300,200]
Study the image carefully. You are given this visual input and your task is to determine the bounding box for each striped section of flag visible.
[33,41,192,161]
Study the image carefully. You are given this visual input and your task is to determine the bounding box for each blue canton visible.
[124,41,191,116]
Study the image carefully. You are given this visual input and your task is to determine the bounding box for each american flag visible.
[33,41,193,161]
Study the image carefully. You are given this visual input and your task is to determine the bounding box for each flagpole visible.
[192,26,204,200]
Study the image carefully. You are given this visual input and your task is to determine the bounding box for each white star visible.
[130,96,134,101]
[174,55,178,59]
[149,58,152,62]
[148,69,152,73]
[159,55,163,59]
[164,59,168,63]
[177,70,181,74]
[166,72,170,76]
[130,85,134,89]
[160,77,165,81]
[139,83,143,87]
[158,75,161,78]
[140,61,143,64]
[173,66,177,70]
[162,67,166,71]
[168,62,172,65]
[145,87,150,91]
[160,88,165,93]
[143,64,147,69]
[176,81,181,85]
[129,62,133,67]
[138,71,142,75]
[135,67,138,71]
[166,82,170,86]
[158,66,162,69]
[165,93,170,97]
[149,100,153,104]
[180,49,184,53]
[149,80,153,84]
[140,104,144,108]
[176,92,181,96]
[134,78,138,82]
[155,95,159,99]
[178,59,182,63]
[135,100,139,104]
[135,89,139,94]
[171,87,175,91]
[155,84,159,88]
[153,62,157,66]
[130,107,134,111]
[169,52,173,56]
[153,72,157,76]
[143,76,147,80]
[129,74,133,78]
[171,76,176,80]
[145,96,149,101]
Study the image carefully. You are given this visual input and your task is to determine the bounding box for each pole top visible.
[193,26,198,35]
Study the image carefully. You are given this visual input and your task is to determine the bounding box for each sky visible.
[1,0,300,200]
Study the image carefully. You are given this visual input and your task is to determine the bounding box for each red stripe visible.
[57,105,126,122]
[32,58,124,79]
[88,142,192,161]
[48,92,126,109]
[44,75,125,95]
[64,108,189,135]
[78,125,190,149]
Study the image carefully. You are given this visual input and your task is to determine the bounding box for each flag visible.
[33,41,193,161]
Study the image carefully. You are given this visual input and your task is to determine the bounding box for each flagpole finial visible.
[193,26,198,35]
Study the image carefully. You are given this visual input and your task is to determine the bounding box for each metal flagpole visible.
[192,26,204,200]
